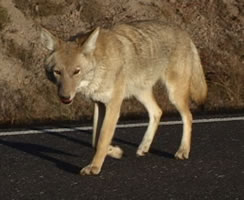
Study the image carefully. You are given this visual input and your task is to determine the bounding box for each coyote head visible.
[40,27,100,104]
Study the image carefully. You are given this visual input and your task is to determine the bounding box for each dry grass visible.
[0,4,9,30]
[4,39,33,70]
[13,0,66,17]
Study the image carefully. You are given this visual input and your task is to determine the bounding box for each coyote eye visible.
[54,70,61,75]
[73,69,81,75]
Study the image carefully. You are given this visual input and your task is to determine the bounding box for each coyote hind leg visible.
[175,104,192,160]
[135,89,162,156]
[166,80,193,160]
[92,102,105,148]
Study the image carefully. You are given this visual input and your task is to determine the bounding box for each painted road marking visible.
[0,116,243,136]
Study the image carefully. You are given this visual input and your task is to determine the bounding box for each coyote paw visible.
[108,145,123,159]
[80,164,101,176]
[175,148,190,160]
[136,144,150,156]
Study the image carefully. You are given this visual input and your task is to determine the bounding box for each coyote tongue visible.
[60,98,72,104]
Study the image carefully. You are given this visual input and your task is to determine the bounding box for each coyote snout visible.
[52,67,81,104]
[41,21,207,175]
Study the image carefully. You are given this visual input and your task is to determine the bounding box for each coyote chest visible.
[78,78,114,103]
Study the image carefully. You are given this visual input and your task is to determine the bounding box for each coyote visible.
[40,21,207,175]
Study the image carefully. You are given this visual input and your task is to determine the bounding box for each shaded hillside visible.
[0,0,243,125]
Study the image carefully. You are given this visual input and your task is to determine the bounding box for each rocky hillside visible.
[0,0,243,125]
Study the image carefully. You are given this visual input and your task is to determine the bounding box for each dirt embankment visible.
[0,0,243,125]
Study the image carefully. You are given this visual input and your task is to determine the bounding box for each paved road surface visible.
[0,115,243,200]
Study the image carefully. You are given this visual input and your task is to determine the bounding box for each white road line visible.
[0,116,243,136]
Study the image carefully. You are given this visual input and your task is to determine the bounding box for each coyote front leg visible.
[80,95,123,175]
[92,102,123,159]
[92,102,105,148]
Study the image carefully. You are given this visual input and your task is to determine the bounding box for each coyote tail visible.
[190,42,208,105]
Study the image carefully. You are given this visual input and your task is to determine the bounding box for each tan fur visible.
[40,21,207,175]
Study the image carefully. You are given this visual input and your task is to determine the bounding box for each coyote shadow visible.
[113,138,175,159]
[0,137,83,174]
[0,127,174,175]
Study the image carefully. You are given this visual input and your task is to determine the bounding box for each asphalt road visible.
[0,115,243,200]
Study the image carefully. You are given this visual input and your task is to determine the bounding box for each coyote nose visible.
[60,95,71,100]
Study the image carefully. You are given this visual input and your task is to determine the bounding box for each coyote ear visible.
[82,27,100,54]
[40,28,60,51]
